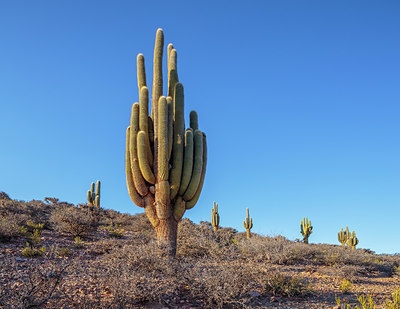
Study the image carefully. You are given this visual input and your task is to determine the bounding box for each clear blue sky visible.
[1,1,399,254]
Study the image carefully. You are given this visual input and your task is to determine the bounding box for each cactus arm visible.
[185,133,207,209]
[150,28,164,180]
[158,96,169,181]
[168,47,179,97]
[167,96,174,160]
[95,195,100,208]
[87,190,93,205]
[125,127,145,207]
[173,196,186,222]
[137,53,146,90]
[96,180,100,196]
[151,28,164,120]
[144,194,159,227]
[178,129,194,195]
[148,116,154,144]
[129,103,149,196]
[169,83,185,200]
[182,130,203,201]
[190,111,198,131]
[139,86,153,166]
[137,131,156,184]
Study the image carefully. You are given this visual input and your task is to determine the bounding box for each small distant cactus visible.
[346,230,359,250]
[87,180,101,208]
[300,217,312,244]
[338,227,347,247]
[243,208,253,239]
[211,201,220,231]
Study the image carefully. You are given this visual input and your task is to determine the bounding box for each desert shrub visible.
[339,279,352,294]
[177,219,238,259]
[91,240,266,308]
[0,198,54,229]
[237,235,302,265]
[50,205,97,238]
[0,191,11,200]
[330,264,366,281]
[21,244,46,258]
[87,238,125,256]
[0,214,27,242]
[102,224,125,238]
[187,259,263,307]
[74,236,84,248]
[58,247,71,257]
[91,241,184,306]
[0,253,69,308]
[266,272,310,297]
[99,209,154,234]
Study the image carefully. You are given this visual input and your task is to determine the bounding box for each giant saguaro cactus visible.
[125,29,207,257]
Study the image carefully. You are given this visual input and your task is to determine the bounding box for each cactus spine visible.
[87,180,101,208]
[125,29,207,257]
[338,227,347,247]
[346,230,359,250]
[243,208,253,239]
[211,201,220,232]
[300,217,312,244]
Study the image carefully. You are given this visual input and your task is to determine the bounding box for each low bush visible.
[50,205,98,238]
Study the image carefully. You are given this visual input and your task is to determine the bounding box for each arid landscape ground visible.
[1,192,399,308]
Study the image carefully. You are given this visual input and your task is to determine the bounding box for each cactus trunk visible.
[155,215,178,257]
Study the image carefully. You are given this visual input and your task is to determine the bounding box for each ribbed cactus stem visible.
[178,129,194,196]
[169,83,185,200]
[137,53,146,90]
[182,130,203,201]
[139,86,153,167]
[185,133,207,210]
[190,111,198,131]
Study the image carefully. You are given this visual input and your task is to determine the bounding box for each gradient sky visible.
[1,1,399,254]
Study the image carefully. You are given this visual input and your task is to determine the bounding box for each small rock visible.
[249,291,260,297]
